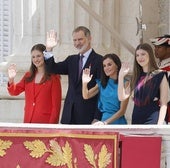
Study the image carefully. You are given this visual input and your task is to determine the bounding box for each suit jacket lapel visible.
[76,55,81,83]
[84,49,95,69]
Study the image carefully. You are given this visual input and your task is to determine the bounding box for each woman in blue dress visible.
[82,53,129,125]
[118,43,168,124]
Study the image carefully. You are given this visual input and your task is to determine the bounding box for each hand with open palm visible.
[82,68,93,83]
[8,64,17,84]
[119,62,130,77]
[46,30,58,51]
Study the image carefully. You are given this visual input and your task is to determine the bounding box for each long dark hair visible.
[25,44,51,83]
[131,43,158,90]
[100,53,121,88]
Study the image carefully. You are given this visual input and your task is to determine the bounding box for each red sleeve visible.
[7,72,29,96]
[49,75,62,123]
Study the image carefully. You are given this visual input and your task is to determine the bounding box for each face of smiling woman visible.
[31,50,45,68]
[103,58,118,79]
[136,49,149,72]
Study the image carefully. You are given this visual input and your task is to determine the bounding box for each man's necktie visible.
[78,55,84,78]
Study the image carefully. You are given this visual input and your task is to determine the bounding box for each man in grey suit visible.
[44,26,103,124]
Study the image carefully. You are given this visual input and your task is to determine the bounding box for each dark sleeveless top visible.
[132,70,167,124]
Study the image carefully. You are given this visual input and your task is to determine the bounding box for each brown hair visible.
[131,43,158,90]
[25,44,51,83]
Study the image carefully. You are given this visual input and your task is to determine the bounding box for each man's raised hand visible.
[46,30,58,51]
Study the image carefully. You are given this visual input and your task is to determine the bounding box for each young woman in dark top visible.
[118,43,168,124]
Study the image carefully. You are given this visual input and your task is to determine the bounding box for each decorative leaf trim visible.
[24,139,112,168]
[84,144,97,168]
[24,139,76,167]
[84,144,112,168]
[24,140,47,158]
[0,139,12,157]
[98,145,112,168]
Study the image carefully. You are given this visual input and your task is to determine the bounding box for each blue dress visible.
[132,70,167,124]
[96,79,127,124]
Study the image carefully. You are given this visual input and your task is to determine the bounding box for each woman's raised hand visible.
[8,64,17,81]
[119,62,130,77]
[82,68,93,83]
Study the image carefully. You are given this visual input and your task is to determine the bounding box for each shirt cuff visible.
[43,51,54,60]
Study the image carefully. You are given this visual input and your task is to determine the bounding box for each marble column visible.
[158,0,170,35]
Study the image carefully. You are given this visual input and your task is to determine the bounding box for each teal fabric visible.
[96,79,127,124]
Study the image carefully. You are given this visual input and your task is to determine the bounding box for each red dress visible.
[7,72,62,123]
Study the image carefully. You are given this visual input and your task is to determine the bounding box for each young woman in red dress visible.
[7,44,62,123]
